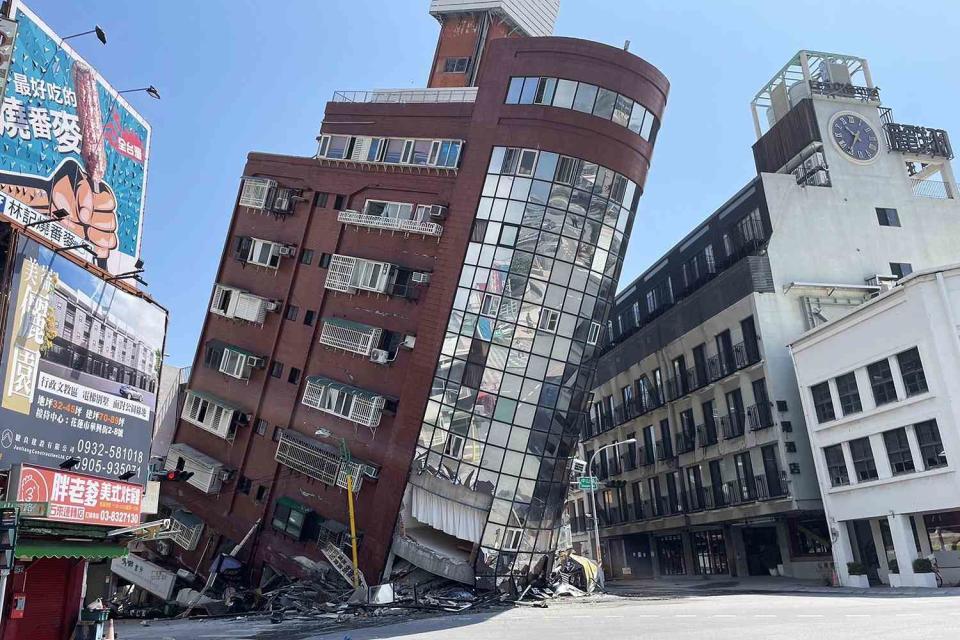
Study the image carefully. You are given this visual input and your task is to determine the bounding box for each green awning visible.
[305,375,381,402]
[322,317,377,333]
[15,540,128,560]
[276,496,311,515]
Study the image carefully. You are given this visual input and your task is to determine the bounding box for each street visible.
[117,592,960,640]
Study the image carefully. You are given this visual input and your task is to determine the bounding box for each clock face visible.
[831,112,880,163]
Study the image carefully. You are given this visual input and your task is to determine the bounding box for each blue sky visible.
[26,0,960,366]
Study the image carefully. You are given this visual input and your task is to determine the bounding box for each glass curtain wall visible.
[413,145,639,588]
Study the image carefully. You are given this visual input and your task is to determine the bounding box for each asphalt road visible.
[118,592,960,640]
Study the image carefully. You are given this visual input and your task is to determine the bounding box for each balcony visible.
[181,390,246,442]
[318,317,382,356]
[911,179,959,200]
[332,87,478,104]
[169,509,204,550]
[696,423,718,448]
[655,440,675,462]
[338,209,443,238]
[720,412,746,440]
[165,442,227,494]
[675,431,696,455]
[274,429,372,492]
[325,254,395,294]
[238,177,301,215]
[205,340,265,381]
[234,236,296,269]
[746,403,775,432]
[301,375,386,428]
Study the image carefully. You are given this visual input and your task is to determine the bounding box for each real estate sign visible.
[0,236,166,484]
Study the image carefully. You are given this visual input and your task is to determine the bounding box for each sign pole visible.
[346,474,359,589]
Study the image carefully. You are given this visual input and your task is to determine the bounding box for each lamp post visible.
[315,428,360,589]
[586,438,636,584]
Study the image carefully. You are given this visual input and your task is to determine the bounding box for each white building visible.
[578,50,960,582]
[790,264,960,588]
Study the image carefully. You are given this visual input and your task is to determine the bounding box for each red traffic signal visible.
[161,470,194,482]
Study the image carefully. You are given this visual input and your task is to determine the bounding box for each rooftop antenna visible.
[623,39,631,51]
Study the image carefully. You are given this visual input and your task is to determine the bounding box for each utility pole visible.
[586,439,636,586]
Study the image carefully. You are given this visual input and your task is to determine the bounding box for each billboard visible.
[10,463,143,527]
[111,553,176,600]
[0,236,166,484]
[0,1,151,275]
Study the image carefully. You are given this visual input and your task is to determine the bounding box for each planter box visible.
[912,572,938,588]
[889,573,902,588]
[844,574,870,588]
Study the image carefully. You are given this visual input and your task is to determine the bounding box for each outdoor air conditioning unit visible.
[278,244,297,258]
[571,459,587,475]
[265,300,280,312]
[429,205,448,220]
[401,334,416,349]
[155,539,172,556]
[370,349,390,364]
[809,171,829,187]
[411,272,431,284]
[219,469,236,482]
[362,465,380,480]
[866,274,899,291]
[247,356,266,369]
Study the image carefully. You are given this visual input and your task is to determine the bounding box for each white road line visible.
[754,614,776,618]
[712,614,737,618]
[675,614,696,618]
[797,614,824,618]
[896,613,922,617]
[845,614,871,618]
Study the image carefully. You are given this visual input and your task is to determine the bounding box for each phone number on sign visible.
[75,440,143,478]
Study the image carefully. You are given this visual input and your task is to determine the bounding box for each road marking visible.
[712,614,736,618]
[896,613,922,617]
[675,614,696,618]
[845,614,871,618]
[797,614,824,618]
[754,614,776,618]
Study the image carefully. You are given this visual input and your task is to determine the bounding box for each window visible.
[539,308,560,333]
[288,367,301,384]
[444,432,465,458]
[303,310,315,326]
[502,528,523,551]
[517,149,538,177]
[237,476,252,494]
[334,195,345,210]
[849,437,878,481]
[915,420,946,469]
[890,262,913,279]
[255,418,268,436]
[572,82,598,113]
[270,361,283,378]
[834,372,861,416]
[318,135,351,160]
[824,445,849,486]
[883,428,915,475]
[587,321,601,345]
[443,56,470,73]
[480,293,501,318]
[867,359,898,406]
[317,192,329,208]
[506,77,524,104]
[552,79,577,109]
[811,382,835,423]
[876,207,901,227]
[897,347,928,396]
[285,304,299,321]
[299,249,314,265]
[255,485,267,502]
[498,224,519,247]
[272,426,283,442]
[272,500,308,540]
[533,77,556,105]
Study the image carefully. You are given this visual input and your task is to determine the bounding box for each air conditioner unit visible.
[370,349,390,365]
[247,356,266,369]
[809,171,829,187]
[156,539,172,556]
[265,300,280,312]
[362,465,380,480]
[219,469,236,482]
[278,245,297,258]
[401,334,416,349]
[865,274,899,288]
[429,205,448,220]
[571,459,587,475]
[411,272,431,284]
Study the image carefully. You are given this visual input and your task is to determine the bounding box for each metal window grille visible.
[318,320,381,356]
[239,177,276,209]
[275,430,341,486]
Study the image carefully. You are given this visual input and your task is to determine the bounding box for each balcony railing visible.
[696,423,718,448]
[655,440,675,461]
[911,179,958,200]
[339,210,443,237]
[746,403,775,431]
[332,87,478,104]
[318,317,382,356]
[720,412,746,440]
[675,431,696,455]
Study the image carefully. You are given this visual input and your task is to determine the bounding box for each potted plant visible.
[762,547,782,577]
[845,561,870,588]
[912,558,939,588]
[887,558,901,588]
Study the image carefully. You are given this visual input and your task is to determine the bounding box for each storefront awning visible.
[305,375,380,402]
[16,540,129,560]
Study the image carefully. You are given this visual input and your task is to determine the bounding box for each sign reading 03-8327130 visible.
[0,235,167,484]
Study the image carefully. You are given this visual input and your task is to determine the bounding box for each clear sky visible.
[26,0,960,366]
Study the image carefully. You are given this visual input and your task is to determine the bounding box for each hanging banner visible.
[0,1,151,275]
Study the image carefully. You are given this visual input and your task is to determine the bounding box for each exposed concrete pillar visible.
[650,535,661,578]
[723,525,738,577]
[681,531,696,576]
[730,526,749,577]
[831,519,857,585]
[775,518,793,576]
[869,518,889,572]
[888,513,919,585]
[914,515,933,556]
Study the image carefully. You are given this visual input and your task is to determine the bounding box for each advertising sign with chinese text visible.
[0,1,151,275]
[0,236,166,484]
[111,553,176,599]
[10,464,142,527]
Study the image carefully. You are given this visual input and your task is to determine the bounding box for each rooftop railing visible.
[332,87,478,104]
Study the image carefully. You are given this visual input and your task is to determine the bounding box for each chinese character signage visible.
[111,553,176,600]
[0,2,151,275]
[10,464,142,527]
[0,237,167,484]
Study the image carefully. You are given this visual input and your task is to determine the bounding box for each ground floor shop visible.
[600,514,833,581]
[834,509,960,588]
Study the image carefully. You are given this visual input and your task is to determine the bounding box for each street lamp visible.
[23,209,68,229]
[586,438,636,586]
[314,428,361,589]
[63,26,107,45]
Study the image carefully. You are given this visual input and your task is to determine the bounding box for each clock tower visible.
[751,50,956,197]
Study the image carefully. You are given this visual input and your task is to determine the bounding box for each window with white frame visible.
[317,134,352,160]
[587,321,601,345]
[517,149,538,177]
[444,432,465,458]
[239,177,275,209]
[364,200,414,219]
[324,255,393,294]
[301,378,386,428]
[480,293,501,318]
[539,308,560,333]
[502,528,523,551]
[211,285,236,316]
[320,134,462,169]
[181,391,237,439]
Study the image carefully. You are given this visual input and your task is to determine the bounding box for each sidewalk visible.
[604,574,960,598]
